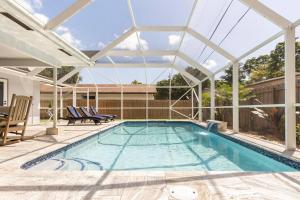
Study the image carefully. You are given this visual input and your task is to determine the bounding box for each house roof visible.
[40,84,157,94]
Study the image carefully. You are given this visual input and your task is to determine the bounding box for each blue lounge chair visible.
[90,106,117,121]
[80,107,108,123]
[66,106,105,125]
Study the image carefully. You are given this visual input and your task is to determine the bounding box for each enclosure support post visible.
[284,26,296,150]
[72,88,76,108]
[87,88,89,111]
[210,76,215,120]
[146,86,149,120]
[53,67,57,128]
[192,87,194,118]
[198,83,202,121]
[59,88,63,119]
[169,68,172,119]
[95,87,99,111]
[233,63,239,133]
[121,86,124,120]
[46,67,59,135]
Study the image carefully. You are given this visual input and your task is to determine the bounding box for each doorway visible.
[0,78,8,106]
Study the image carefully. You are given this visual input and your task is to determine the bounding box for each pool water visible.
[29,122,297,171]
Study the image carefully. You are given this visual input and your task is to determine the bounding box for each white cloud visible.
[162,55,174,62]
[203,59,217,70]
[34,13,49,24]
[168,35,181,46]
[15,0,34,12]
[97,41,105,49]
[56,26,82,49]
[116,32,149,50]
[15,0,83,49]
[32,0,43,9]
[16,0,43,11]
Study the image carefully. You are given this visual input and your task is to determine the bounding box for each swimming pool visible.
[23,121,300,171]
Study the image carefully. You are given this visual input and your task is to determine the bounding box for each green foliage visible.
[155,74,191,100]
[154,67,211,100]
[155,79,170,100]
[202,92,211,107]
[202,82,253,107]
[40,66,81,84]
[244,42,300,83]
[296,124,300,145]
[131,80,142,85]
[220,65,246,84]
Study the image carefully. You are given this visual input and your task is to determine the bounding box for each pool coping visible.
[20,120,300,171]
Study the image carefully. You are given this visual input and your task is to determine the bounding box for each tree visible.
[155,74,191,100]
[203,82,254,121]
[155,79,170,100]
[131,80,142,85]
[220,64,246,84]
[40,66,81,84]
[202,83,253,107]
[248,63,269,82]
[243,41,300,83]
[154,67,210,100]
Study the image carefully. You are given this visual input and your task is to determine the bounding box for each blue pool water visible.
[27,122,298,171]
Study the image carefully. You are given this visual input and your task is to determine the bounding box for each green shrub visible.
[296,124,300,145]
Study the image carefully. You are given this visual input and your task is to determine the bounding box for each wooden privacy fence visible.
[40,99,194,120]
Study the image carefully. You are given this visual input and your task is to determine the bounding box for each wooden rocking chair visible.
[0,94,33,146]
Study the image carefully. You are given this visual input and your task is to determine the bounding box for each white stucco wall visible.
[0,73,40,125]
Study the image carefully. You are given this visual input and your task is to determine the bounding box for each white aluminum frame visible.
[1,0,300,149]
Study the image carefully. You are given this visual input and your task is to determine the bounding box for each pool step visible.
[31,158,103,171]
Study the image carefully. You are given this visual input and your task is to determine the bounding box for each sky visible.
[14,0,300,84]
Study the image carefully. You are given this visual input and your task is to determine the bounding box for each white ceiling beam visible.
[58,67,83,84]
[177,52,213,77]
[91,28,136,61]
[105,50,177,57]
[239,0,292,29]
[172,64,200,85]
[137,26,186,32]
[0,28,61,67]
[45,0,92,30]
[136,26,237,62]
[187,28,237,62]
[294,19,300,27]
[0,58,50,67]
[94,63,172,68]
[0,67,70,86]
[27,68,45,77]
[2,0,90,65]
